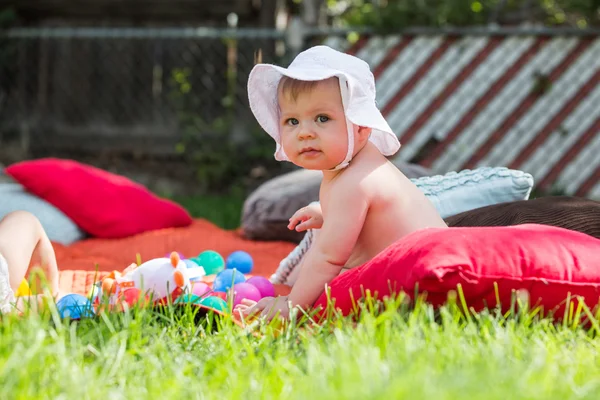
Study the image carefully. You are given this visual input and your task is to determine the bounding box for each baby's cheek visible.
[281,135,297,153]
[281,129,296,141]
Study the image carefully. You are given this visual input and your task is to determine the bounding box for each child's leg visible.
[14,294,51,314]
[0,211,59,295]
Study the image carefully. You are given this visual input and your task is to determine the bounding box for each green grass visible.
[3,295,600,399]
[4,194,599,398]
[169,193,245,230]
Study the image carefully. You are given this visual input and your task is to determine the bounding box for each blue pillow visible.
[0,183,86,245]
[412,167,534,219]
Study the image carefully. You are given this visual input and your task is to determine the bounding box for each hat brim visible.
[248,63,400,161]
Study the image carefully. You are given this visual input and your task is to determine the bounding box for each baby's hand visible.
[288,203,323,232]
[234,296,291,321]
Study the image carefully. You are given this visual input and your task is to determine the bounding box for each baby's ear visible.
[358,126,372,139]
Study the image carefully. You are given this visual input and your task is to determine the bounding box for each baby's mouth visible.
[299,147,321,155]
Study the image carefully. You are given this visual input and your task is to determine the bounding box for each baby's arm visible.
[236,180,369,319]
[287,182,369,309]
[0,211,59,297]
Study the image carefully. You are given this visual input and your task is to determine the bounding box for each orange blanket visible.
[55,219,296,296]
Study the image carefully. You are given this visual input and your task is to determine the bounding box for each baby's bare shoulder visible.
[347,156,398,185]
[332,166,371,194]
[342,154,384,180]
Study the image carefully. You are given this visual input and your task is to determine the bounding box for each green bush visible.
[175,112,281,193]
[333,0,598,30]
[168,46,286,194]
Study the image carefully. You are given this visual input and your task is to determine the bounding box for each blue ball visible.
[226,251,254,274]
[174,294,203,305]
[56,294,95,319]
[183,259,198,269]
[213,268,246,292]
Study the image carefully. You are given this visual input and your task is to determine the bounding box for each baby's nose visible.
[297,123,316,140]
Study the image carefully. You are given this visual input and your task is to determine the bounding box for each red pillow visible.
[314,224,600,319]
[6,158,193,238]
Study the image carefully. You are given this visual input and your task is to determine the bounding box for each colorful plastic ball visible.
[211,291,227,301]
[175,294,203,305]
[226,251,254,274]
[56,294,95,319]
[15,279,31,297]
[196,250,225,275]
[246,276,275,298]
[213,268,246,292]
[199,296,228,313]
[232,282,262,307]
[191,282,211,297]
[165,252,186,260]
[183,259,198,269]
[118,287,150,308]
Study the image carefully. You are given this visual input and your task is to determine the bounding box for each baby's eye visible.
[317,115,329,123]
[286,118,299,126]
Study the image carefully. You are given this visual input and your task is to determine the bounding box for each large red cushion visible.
[6,158,193,238]
[314,224,600,318]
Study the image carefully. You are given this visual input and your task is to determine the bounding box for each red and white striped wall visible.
[323,33,600,199]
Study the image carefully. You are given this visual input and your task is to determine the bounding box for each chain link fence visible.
[0,26,598,195]
[0,27,287,155]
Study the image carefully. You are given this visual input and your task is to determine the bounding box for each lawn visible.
[3,196,600,399]
[169,192,245,230]
[2,297,600,399]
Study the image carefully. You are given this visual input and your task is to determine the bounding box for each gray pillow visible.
[241,160,433,243]
[0,183,86,245]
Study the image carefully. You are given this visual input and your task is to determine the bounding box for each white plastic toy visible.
[98,252,205,304]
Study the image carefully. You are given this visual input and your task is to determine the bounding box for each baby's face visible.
[278,78,352,170]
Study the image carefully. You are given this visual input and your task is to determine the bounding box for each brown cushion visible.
[445,196,600,240]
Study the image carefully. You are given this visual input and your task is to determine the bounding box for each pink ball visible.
[246,276,275,298]
[191,282,211,297]
[232,282,262,307]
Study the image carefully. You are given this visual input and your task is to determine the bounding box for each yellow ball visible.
[15,279,31,297]
[88,285,100,299]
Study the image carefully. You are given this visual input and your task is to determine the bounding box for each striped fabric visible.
[270,228,315,285]
[324,34,600,199]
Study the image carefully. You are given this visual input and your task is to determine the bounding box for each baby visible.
[0,210,60,315]
[236,45,447,320]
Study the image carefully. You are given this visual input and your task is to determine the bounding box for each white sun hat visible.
[247,45,400,170]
